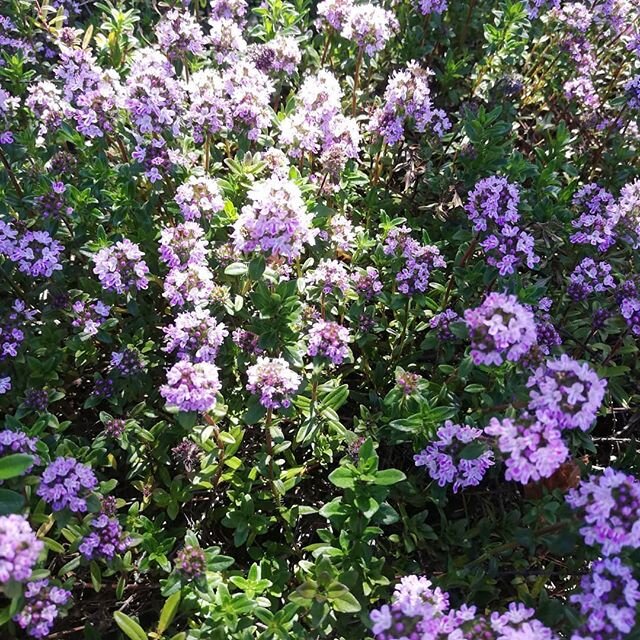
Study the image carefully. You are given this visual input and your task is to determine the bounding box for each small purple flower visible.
[232,328,263,354]
[569,183,618,252]
[163,308,227,363]
[414,421,494,492]
[0,429,39,474]
[567,258,615,301]
[369,61,450,145]
[0,514,43,584]
[307,320,351,365]
[175,545,206,579]
[155,9,205,60]
[246,356,301,409]
[317,0,355,30]
[526,354,606,431]
[92,377,114,399]
[619,296,640,335]
[71,299,110,336]
[464,292,537,366]
[430,309,460,340]
[92,239,150,295]
[160,360,221,412]
[24,388,49,412]
[10,230,64,278]
[37,457,98,513]
[307,259,351,294]
[105,418,126,438]
[163,264,215,308]
[570,557,640,637]
[14,579,71,639]
[353,267,383,300]
[159,222,210,270]
[232,175,316,261]
[340,4,399,57]
[395,370,422,396]
[417,0,448,15]
[79,514,130,562]
[174,176,225,222]
[566,467,640,555]
[625,74,640,110]
[485,413,568,485]
[172,439,202,472]
[110,348,143,377]
[465,176,520,232]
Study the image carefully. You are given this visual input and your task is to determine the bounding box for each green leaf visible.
[459,442,486,460]
[0,488,25,515]
[224,262,248,276]
[0,454,33,480]
[327,582,361,613]
[374,469,406,486]
[328,467,355,489]
[157,591,181,634]
[113,611,147,640]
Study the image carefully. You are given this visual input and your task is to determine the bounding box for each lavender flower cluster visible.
[369,576,557,640]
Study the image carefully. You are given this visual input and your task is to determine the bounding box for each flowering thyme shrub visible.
[0,0,639,638]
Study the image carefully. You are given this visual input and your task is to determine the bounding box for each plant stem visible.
[0,147,23,198]
[352,49,363,116]
[264,408,279,502]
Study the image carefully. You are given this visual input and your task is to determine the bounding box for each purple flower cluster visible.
[110,348,143,377]
[466,177,538,275]
[14,579,71,639]
[163,262,215,308]
[370,62,450,145]
[163,308,228,363]
[526,354,606,431]
[429,309,460,340]
[224,60,275,140]
[414,421,494,492]
[175,545,206,579]
[340,4,399,56]
[625,74,640,110]
[280,71,359,175]
[36,457,98,513]
[159,222,210,270]
[307,319,351,365]
[79,514,130,562]
[383,226,446,295]
[174,176,225,222]
[570,184,619,251]
[155,9,205,61]
[10,230,64,278]
[307,259,351,295]
[185,70,231,143]
[160,360,221,412]
[464,292,537,366]
[417,0,448,15]
[92,239,150,295]
[317,0,354,30]
[246,356,301,409]
[570,557,640,640]
[24,388,49,411]
[172,439,202,472]
[249,36,302,76]
[465,176,520,231]
[396,370,422,395]
[71,298,110,336]
[485,413,568,484]
[568,258,615,301]
[566,467,640,556]
[233,175,316,261]
[370,576,556,640]
[619,296,640,335]
[0,514,43,584]
[208,18,246,64]
[124,48,184,137]
[0,299,35,360]
[353,267,383,300]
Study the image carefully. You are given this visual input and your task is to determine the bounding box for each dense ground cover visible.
[0,0,639,638]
